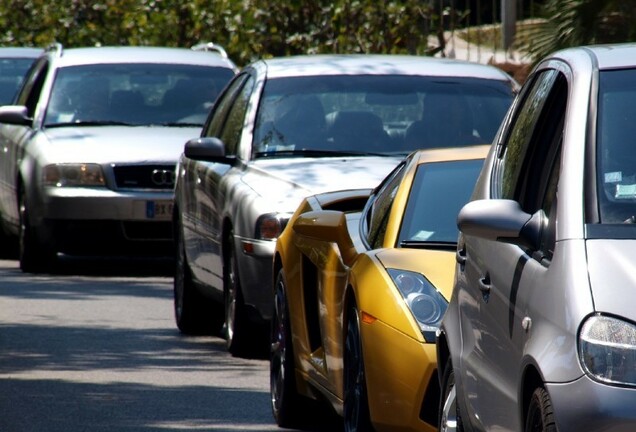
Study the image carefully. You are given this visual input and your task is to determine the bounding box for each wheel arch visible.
[521,362,545,427]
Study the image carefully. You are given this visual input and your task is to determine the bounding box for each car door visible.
[191,73,255,290]
[458,67,569,431]
[0,57,48,231]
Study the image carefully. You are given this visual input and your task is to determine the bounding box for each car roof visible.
[45,46,237,69]
[551,43,636,71]
[412,143,491,165]
[256,54,514,82]
[0,47,43,58]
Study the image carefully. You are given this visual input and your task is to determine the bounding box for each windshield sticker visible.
[411,230,434,241]
[605,171,622,183]
[615,183,636,199]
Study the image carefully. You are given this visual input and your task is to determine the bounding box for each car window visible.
[596,68,636,224]
[365,162,407,249]
[252,75,513,157]
[17,59,48,119]
[44,63,235,127]
[496,69,560,204]
[218,75,255,156]
[202,73,250,139]
[398,159,484,245]
[0,57,38,104]
[495,68,567,261]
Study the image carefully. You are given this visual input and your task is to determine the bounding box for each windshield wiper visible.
[400,240,457,250]
[46,120,135,128]
[255,149,391,158]
[154,122,203,127]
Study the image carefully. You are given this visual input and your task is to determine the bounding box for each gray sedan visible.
[437,43,636,431]
[0,44,237,272]
[173,54,517,357]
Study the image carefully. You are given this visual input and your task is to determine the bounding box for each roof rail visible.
[191,42,228,59]
[45,42,63,57]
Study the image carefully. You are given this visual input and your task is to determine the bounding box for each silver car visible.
[0,44,237,272]
[437,43,636,431]
[173,54,517,356]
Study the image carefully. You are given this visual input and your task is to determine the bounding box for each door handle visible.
[456,248,467,267]
[478,273,491,302]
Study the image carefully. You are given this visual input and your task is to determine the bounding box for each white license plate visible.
[146,200,173,220]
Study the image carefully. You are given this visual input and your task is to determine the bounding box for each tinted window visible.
[497,69,559,201]
[219,75,255,155]
[203,73,250,138]
[0,57,37,104]
[597,68,636,224]
[44,64,234,127]
[365,162,407,249]
[399,159,484,245]
[252,75,513,157]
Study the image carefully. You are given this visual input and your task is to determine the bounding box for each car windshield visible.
[0,57,37,104]
[398,158,484,245]
[44,63,235,127]
[596,68,636,224]
[253,75,513,158]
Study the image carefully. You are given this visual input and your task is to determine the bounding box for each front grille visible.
[112,164,176,190]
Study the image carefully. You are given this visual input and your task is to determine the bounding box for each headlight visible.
[43,163,105,187]
[255,213,290,240]
[387,268,447,343]
[579,314,636,386]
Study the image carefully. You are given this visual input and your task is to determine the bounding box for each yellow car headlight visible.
[43,163,106,187]
[388,268,448,343]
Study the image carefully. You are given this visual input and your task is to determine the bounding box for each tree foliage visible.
[518,0,636,63]
[0,0,445,66]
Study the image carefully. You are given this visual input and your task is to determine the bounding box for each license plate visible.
[146,200,173,220]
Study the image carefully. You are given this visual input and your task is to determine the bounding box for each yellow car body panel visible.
[273,145,490,430]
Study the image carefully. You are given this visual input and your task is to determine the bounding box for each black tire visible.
[525,387,557,432]
[18,188,55,273]
[224,229,255,356]
[270,269,306,427]
[439,360,464,432]
[173,218,222,335]
[343,303,374,432]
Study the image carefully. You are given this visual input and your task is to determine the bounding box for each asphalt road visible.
[0,257,342,432]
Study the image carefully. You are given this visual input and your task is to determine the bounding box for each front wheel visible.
[270,269,305,427]
[525,387,557,432]
[223,230,256,357]
[343,303,373,432]
[439,360,464,432]
[174,217,221,335]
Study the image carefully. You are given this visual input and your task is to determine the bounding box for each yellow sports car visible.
[270,144,490,431]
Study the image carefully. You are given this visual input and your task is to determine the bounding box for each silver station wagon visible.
[172,54,517,356]
[437,43,636,432]
[0,44,237,272]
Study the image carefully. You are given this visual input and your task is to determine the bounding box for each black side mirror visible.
[183,137,235,164]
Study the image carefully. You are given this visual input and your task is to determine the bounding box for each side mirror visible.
[183,137,234,163]
[457,199,544,251]
[293,210,357,265]
[0,105,31,126]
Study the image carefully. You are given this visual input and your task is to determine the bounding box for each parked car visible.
[174,54,516,356]
[0,47,42,104]
[437,43,636,432]
[0,43,237,272]
[271,145,490,431]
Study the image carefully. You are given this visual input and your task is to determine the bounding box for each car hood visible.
[586,239,636,319]
[244,156,403,207]
[41,126,199,164]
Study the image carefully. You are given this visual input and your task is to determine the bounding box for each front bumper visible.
[548,374,636,432]
[362,317,439,432]
[37,186,174,256]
